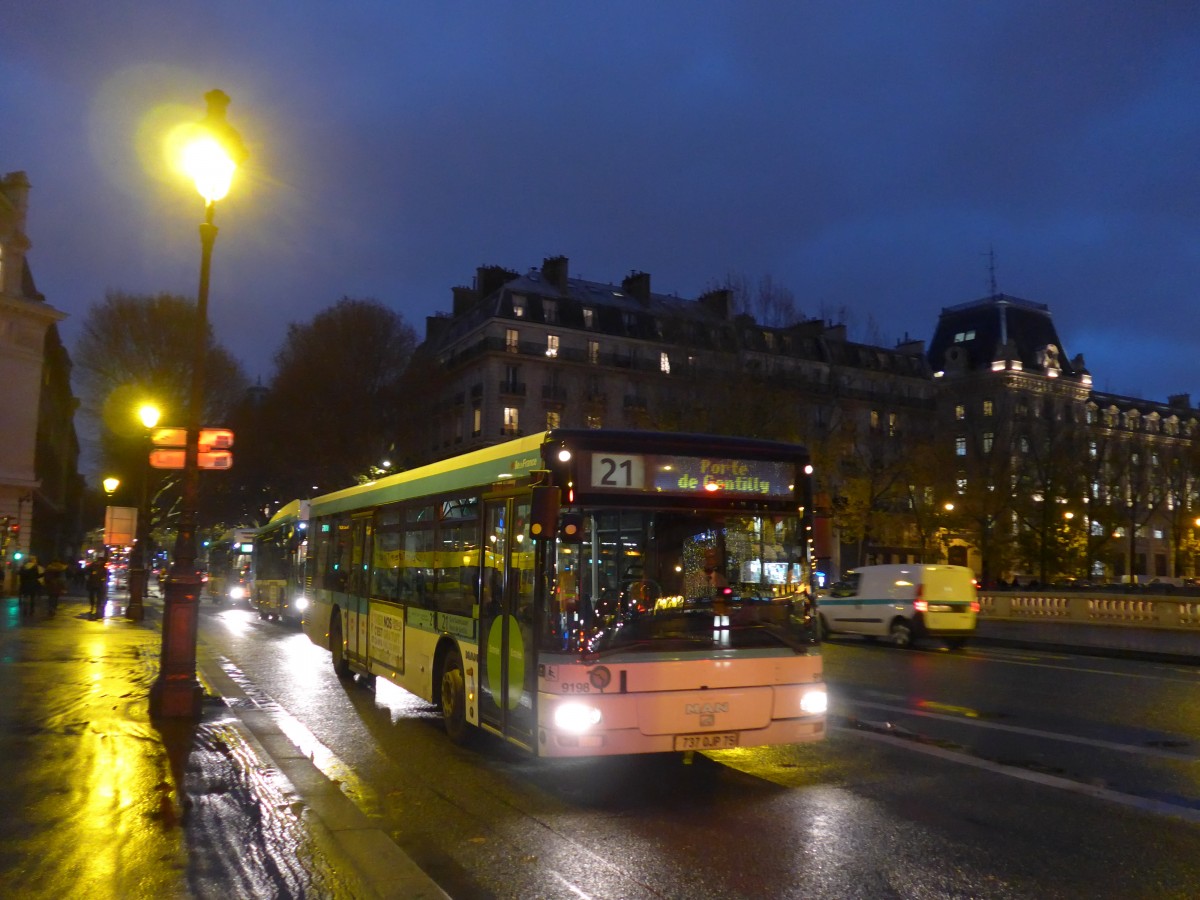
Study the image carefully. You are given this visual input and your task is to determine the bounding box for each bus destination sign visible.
[588,453,794,498]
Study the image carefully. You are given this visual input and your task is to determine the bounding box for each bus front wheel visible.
[441,648,470,744]
[330,611,351,679]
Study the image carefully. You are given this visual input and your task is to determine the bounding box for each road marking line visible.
[549,872,594,899]
[832,724,1200,824]
[845,699,1199,761]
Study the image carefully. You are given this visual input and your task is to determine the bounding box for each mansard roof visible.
[427,258,930,380]
[927,293,1081,378]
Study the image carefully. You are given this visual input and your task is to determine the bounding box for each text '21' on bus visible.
[292,430,827,757]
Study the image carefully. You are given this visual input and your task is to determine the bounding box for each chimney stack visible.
[622,271,651,305]
[541,256,569,293]
[698,288,732,320]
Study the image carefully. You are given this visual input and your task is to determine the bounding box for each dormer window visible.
[512,295,526,318]
[542,299,557,324]
[953,330,976,343]
[582,307,594,329]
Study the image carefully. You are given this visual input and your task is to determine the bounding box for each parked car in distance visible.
[817,564,980,649]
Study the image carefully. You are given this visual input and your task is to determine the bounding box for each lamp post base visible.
[149,571,204,718]
[127,567,146,621]
[148,676,204,718]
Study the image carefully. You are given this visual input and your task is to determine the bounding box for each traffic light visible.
[529,484,559,540]
[558,513,584,543]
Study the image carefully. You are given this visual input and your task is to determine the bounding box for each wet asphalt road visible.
[198,603,1200,899]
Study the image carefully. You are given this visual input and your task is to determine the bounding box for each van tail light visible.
[913,585,928,613]
[971,600,981,613]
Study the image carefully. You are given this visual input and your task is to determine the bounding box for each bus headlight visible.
[230,586,246,601]
[294,596,310,611]
[800,688,828,715]
[553,701,602,734]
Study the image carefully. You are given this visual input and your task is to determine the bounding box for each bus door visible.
[347,515,372,665]
[478,495,537,748]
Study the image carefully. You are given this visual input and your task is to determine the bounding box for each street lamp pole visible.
[150,89,245,718]
[127,403,160,621]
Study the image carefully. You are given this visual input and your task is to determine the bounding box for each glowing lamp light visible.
[704,482,721,492]
[182,137,236,203]
[102,476,121,495]
[138,403,162,429]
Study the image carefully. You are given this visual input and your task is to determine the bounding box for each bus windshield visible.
[542,509,816,656]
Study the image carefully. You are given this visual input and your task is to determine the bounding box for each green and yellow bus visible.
[253,500,310,624]
[300,429,827,756]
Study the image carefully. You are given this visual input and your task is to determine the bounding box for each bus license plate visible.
[674,732,739,751]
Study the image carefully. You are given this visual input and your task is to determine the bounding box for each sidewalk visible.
[0,588,449,900]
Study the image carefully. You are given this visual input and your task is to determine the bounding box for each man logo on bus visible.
[685,702,729,716]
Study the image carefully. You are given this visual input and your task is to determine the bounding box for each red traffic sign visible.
[151,427,234,451]
[149,449,234,470]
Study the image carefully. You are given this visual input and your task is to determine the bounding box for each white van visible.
[818,564,978,649]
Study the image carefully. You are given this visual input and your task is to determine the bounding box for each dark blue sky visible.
[4,2,1198,402]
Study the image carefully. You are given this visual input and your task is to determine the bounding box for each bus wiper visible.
[588,636,718,658]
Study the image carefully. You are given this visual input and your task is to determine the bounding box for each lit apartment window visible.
[546,410,561,429]
[588,340,600,364]
[982,432,994,453]
[956,476,967,494]
[502,406,520,435]
[955,436,966,456]
[472,403,482,437]
[512,295,526,318]
[543,299,557,324]
[505,328,519,353]
[660,352,671,374]
[953,330,976,342]
[888,412,898,437]
[586,414,602,429]
[983,399,994,416]
[546,334,559,358]
[954,404,965,421]
[583,307,594,329]
[1089,441,1098,458]
[870,410,881,432]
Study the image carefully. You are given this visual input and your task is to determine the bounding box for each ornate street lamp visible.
[127,402,161,621]
[150,90,246,718]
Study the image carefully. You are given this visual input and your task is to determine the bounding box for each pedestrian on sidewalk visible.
[44,559,67,616]
[18,556,44,616]
[85,557,107,617]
